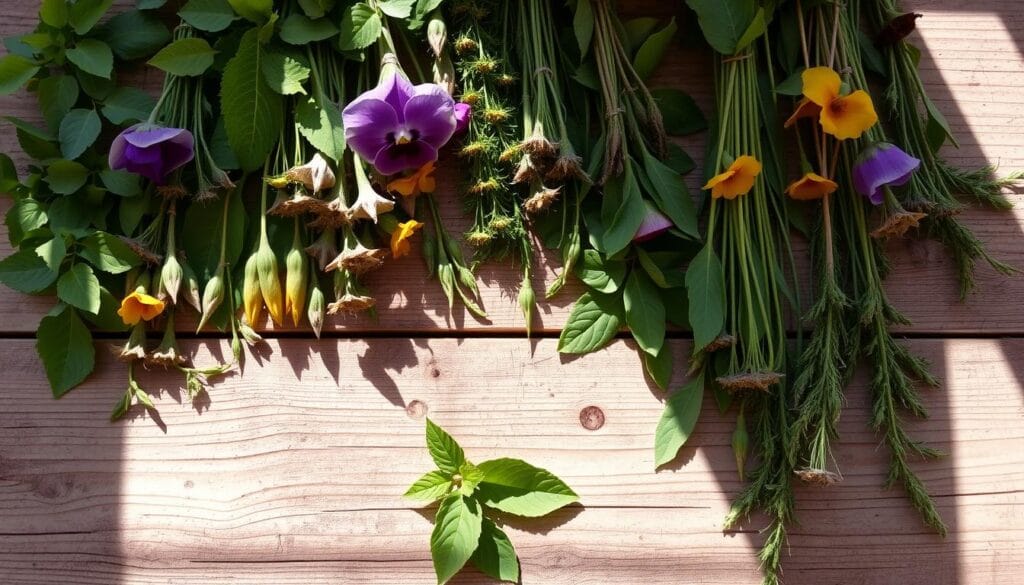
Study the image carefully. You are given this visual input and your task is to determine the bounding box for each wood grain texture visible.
[1,338,1022,584]
[1,1,1023,335]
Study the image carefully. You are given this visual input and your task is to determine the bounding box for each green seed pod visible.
[285,243,309,327]
[197,269,225,332]
[255,241,284,325]
[161,254,184,304]
[242,254,262,325]
[308,285,326,339]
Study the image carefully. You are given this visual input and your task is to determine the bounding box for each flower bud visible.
[161,254,184,305]
[308,285,326,338]
[238,321,263,346]
[197,270,225,331]
[242,254,263,325]
[518,275,535,337]
[732,410,749,481]
[255,241,285,326]
[181,261,202,313]
[453,36,477,55]
[231,335,242,362]
[426,11,447,58]
[150,266,164,301]
[285,242,309,326]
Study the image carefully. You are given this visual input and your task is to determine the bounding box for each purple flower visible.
[109,125,194,185]
[454,103,472,134]
[852,142,921,205]
[633,202,673,242]
[342,64,457,176]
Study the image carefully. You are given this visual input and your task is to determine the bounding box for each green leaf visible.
[40,0,69,29]
[57,263,101,314]
[685,245,724,352]
[221,28,284,171]
[378,0,415,18]
[96,10,172,60]
[66,39,113,79]
[100,86,156,124]
[36,236,68,272]
[470,518,519,584]
[558,291,623,354]
[633,17,676,80]
[599,164,646,256]
[138,0,167,9]
[37,305,95,397]
[5,199,47,246]
[403,470,451,502]
[643,342,673,391]
[0,55,41,96]
[734,7,766,52]
[576,249,626,294]
[430,494,483,585]
[339,3,382,51]
[79,231,141,274]
[48,196,91,235]
[636,249,685,289]
[280,13,339,44]
[0,152,19,191]
[573,0,594,58]
[476,458,578,517]
[76,70,115,100]
[295,94,345,162]
[623,17,660,55]
[623,269,665,356]
[774,68,804,96]
[148,38,216,76]
[58,108,101,160]
[425,418,466,475]
[684,0,758,55]
[180,0,237,33]
[37,75,80,133]
[261,50,310,95]
[923,92,957,150]
[181,188,245,280]
[640,149,699,239]
[298,0,335,19]
[69,0,115,35]
[0,249,59,293]
[45,159,90,194]
[81,285,129,331]
[654,374,704,467]
[458,460,486,496]
[227,0,273,23]
[99,170,142,197]
[651,88,706,136]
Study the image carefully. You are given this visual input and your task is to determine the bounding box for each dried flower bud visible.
[460,91,482,106]
[426,11,447,58]
[524,186,561,214]
[469,178,500,194]
[147,319,185,367]
[453,36,478,55]
[488,217,511,231]
[466,231,493,246]
[242,254,262,326]
[482,108,510,124]
[496,74,517,87]
[181,262,202,313]
[255,242,284,326]
[285,242,309,326]
[498,144,521,163]
[285,153,336,194]
[512,156,537,184]
[460,141,488,157]
[161,254,184,305]
[876,13,922,46]
[119,323,147,362]
[472,58,499,75]
[327,294,376,315]
[794,468,842,486]
[197,270,225,332]
[325,243,388,275]
[308,285,326,338]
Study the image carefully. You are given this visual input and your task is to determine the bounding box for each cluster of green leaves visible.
[405,419,578,584]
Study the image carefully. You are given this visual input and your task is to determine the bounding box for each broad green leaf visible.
[45,159,90,194]
[6,115,56,141]
[599,164,646,256]
[37,75,80,132]
[280,13,339,44]
[181,188,245,280]
[295,94,345,162]
[298,0,334,19]
[0,152,19,191]
[228,0,273,23]
[48,196,91,235]
[36,236,67,272]
[119,193,149,234]
[57,263,101,314]
[95,9,171,60]
[378,0,415,18]
[430,494,483,585]
[654,374,704,467]
[573,0,594,58]
[261,50,310,95]
[79,231,141,274]
[69,0,115,35]
[76,69,115,100]
[58,108,101,160]
[101,86,156,124]
[636,249,688,289]
[425,418,466,475]
[640,149,699,239]
[643,342,673,391]
[558,291,623,354]
[403,470,451,502]
[773,69,804,96]
[734,7,766,52]
[40,0,69,29]
[339,3,382,51]
[575,249,626,294]
[476,458,579,517]
[923,92,957,150]
[148,38,216,76]
[66,39,114,79]
[623,269,665,356]
[633,17,677,80]
[99,170,142,197]
[470,518,519,584]
[180,0,237,32]
[81,285,129,331]
[458,460,485,496]
[651,88,707,136]
[665,143,695,175]
[663,285,689,328]
[858,28,887,77]
[684,0,758,55]
[5,199,47,246]
[0,55,41,95]
[685,244,724,351]
[221,29,284,171]
[0,249,59,293]
[138,0,167,8]
[623,17,660,55]
[37,305,95,397]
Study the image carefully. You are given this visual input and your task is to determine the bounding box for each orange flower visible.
[784,98,822,129]
[703,155,762,199]
[387,162,436,197]
[801,67,878,140]
[390,219,424,258]
[785,172,838,201]
[117,291,166,325]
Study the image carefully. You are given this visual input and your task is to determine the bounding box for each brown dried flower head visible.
[870,210,928,239]
[795,468,842,486]
[327,294,376,316]
[716,371,784,394]
[524,186,561,215]
[325,244,387,275]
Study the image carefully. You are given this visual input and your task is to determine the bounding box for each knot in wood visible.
[579,406,605,431]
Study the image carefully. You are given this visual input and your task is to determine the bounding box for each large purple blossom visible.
[109,125,194,185]
[852,142,920,205]
[342,66,457,176]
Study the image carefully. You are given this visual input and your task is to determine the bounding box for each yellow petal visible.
[819,89,878,140]
[801,66,841,107]
[784,98,822,128]
[703,168,737,191]
[390,219,424,258]
[387,174,419,197]
[785,172,838,201]
[705,156,762,199]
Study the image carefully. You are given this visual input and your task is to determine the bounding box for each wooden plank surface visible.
[1,338,1023,584]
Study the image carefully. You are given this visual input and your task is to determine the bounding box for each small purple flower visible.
[852,142,921,205]
[454,103,472,134]
[342,61,457,176]
[633,202,673,242]
[109,125,194,185]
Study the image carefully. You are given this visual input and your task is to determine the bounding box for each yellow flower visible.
[390,219,424,258]
[703,155,762,199]
[785,172,839,201]
[387,162,436,197]
[801,67,878,140]
[783,98,821,129]
[117,291,166,325]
